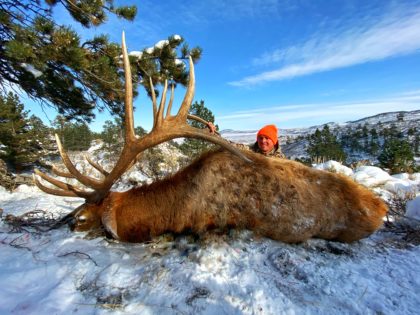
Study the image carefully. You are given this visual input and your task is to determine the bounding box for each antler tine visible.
[179,125,252,162]
[165,83,175,119]
[33,174,80,198]
[54,134,103,189]
[121,31,135,143]
[52,165,75,178]
[84,154,109,176]
[176,56,195,119]
[149,77,157,125]
[155,79,168,127]
[33,171,93,199]
[187,114,221,136]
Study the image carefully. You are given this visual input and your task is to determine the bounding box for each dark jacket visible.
[249,142,285,158]
[232,141,286,159]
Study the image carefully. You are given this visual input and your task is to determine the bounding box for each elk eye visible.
[77,215,87,223]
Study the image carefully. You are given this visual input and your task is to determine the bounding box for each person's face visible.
[257,135,275,154]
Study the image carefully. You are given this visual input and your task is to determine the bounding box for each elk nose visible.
[67,217,77,230]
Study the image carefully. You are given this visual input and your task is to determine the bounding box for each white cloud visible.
[230,7,420,87]
[217,90,420,129]
[178,0,290,22]
[399,88,420,96]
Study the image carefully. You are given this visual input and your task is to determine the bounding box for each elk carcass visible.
[33,33,388,243]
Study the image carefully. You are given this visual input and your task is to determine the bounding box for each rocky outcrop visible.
[0,159,33,190]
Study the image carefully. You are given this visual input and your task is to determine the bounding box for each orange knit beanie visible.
[257,125,278,144]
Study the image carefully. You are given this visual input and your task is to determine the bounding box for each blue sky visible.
[26,0,420,131]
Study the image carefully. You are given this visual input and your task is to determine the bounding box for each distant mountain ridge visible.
[351,109,420,124]
[221,109,420,144]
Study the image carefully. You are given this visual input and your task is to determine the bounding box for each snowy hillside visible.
[221,109,420,145]
[1,141,420,314]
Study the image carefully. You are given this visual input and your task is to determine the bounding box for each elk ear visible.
[101,207,119,240]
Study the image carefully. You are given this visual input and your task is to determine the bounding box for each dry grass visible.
[382,193,420,245]
[2,209,60,233]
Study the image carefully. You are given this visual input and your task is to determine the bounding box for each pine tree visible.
[307,126,346,163]
[0,92,46,169]
[132,36,203,99]
[378,139,415,173]
[180,100,217,157]
[339,128,352,151]
[26,114,55,155]
[63,122,92,151]
[53,115,92,151]
[389,124,402,139]
[407,127,416,137]
[414,135,420,156]
[307,129,322,162]
[362,124,369,137]
[52,115,66,145]
[28,115,51,141]
[100,118,124,158]
[369,128,380,155]
[361,124,369,150]
[1,1,202,122]
[1,1,136,121]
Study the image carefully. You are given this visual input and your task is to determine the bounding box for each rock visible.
[0,159,33,190]
[0,159,15,190]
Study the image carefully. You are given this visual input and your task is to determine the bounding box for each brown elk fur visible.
[72,149,388,243]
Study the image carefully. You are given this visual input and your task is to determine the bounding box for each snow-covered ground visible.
[1,161,420,315]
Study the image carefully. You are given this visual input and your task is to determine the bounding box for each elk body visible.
[34,33,388,243]
[72,149,387,243]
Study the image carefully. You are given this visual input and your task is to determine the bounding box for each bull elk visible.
[33,33,388,243]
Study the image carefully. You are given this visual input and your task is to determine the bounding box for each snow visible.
[353,166,392,187]
[20,63,42,78]
[384,178,419,197]
[406,196,420,220]
[313,160,353,177]
[143,39,170,56]
[129,51,143,59]
[1,161,420,314]
[87,140,105,153]
[155,39,169,49]
[315,162,420,199]
[126,170,152,184]
[127,36,184,61]
[392,173,410,180]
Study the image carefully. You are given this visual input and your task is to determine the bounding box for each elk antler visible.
[33,32,250,204]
